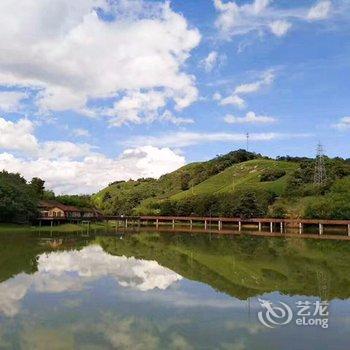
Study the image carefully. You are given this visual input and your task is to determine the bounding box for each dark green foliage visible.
[260,169,286,182]
[180,172,191,191]
[284,158,350,198]
[304,177,350,219]
[29,177,45,199]
[269,205,287,219]
[55,194,93,208]
[0,171,38,223]
[159,189,271,218]
[43,190,55,200]
[234,191,266,219]
[304,195,350,220]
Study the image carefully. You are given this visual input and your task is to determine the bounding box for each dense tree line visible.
[0,171,41,223]
[284,158,350,198]
[156,189,275,218]
[0,170,95,223]
[55,194,93,208]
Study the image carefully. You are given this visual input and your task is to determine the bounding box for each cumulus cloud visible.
[38,141,94,160]
[0,146,185,194]
[234,70,275,95]
[159,110,194,126]
[0,91,27,112]
[215,69,275,109]
[0,115,185,193]
[219,94,246,108]
[0,117,38,153]
[332,116,350,130]
[200,51,226,72]
[0,0,200,125]
[307,1,332,20]
[224,111,276,124]
[213,0,331,40]
[104,90,195,126]
[269,20,292,37]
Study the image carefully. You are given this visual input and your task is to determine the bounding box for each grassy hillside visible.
[171,159,298,200]
[93,150,263,214]
[93,161,202,207]
[94,149,350,219]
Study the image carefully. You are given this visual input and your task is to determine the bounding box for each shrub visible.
[260,169,286,182]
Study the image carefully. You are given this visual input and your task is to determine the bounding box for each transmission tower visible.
[314,143,327,185]
[246,132,250,152]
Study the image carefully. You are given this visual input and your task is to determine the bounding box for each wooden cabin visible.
[38,200,99,220]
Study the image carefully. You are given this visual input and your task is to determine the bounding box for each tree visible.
[30,177,45,199]
[234,191,265,219]
[0,171,38,223]
[180,172,191,191]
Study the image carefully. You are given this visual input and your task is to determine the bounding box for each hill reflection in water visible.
[0,232,350,349]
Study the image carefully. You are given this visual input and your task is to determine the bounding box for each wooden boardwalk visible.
[38,215,350,239]
[104,215,350,238]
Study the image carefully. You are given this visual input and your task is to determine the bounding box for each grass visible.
[0,222,110,234]
[171,159,298,200]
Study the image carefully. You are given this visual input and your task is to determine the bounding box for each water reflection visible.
[0,245,182,317]
[0,232,349,349]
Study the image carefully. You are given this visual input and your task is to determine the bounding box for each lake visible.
[0,230,350,349]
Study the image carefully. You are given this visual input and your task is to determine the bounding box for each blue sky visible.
[0,0,349,193]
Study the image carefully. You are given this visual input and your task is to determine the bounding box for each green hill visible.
[93,149,264,214]
[94,149,350,219]
[171,159,298,200]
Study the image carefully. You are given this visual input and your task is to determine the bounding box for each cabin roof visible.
[38,200,100,214]
[38,200,81,212]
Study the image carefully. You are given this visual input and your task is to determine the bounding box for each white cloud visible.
[269,20,292,37]
[0,117,38,153]
[159,110,194,126]
[219,94,246,108]
[0,115,185,193]
[200,51,225,72]
[0,91,27,112]
[0,146,185,194]
[125,131,309,148]
[307,1,332,20]
[234,70,275,95]
[0,0,200,124]
[332,116,350,130]
[38,141,94,160]
[215,69,275,109]
[213,0,331,40]
[224,111,276,124]
[105,90,167,126]
[72,128,90,138]
[104,89,195,127]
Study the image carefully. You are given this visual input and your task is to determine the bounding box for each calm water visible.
[1,231,350,349]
